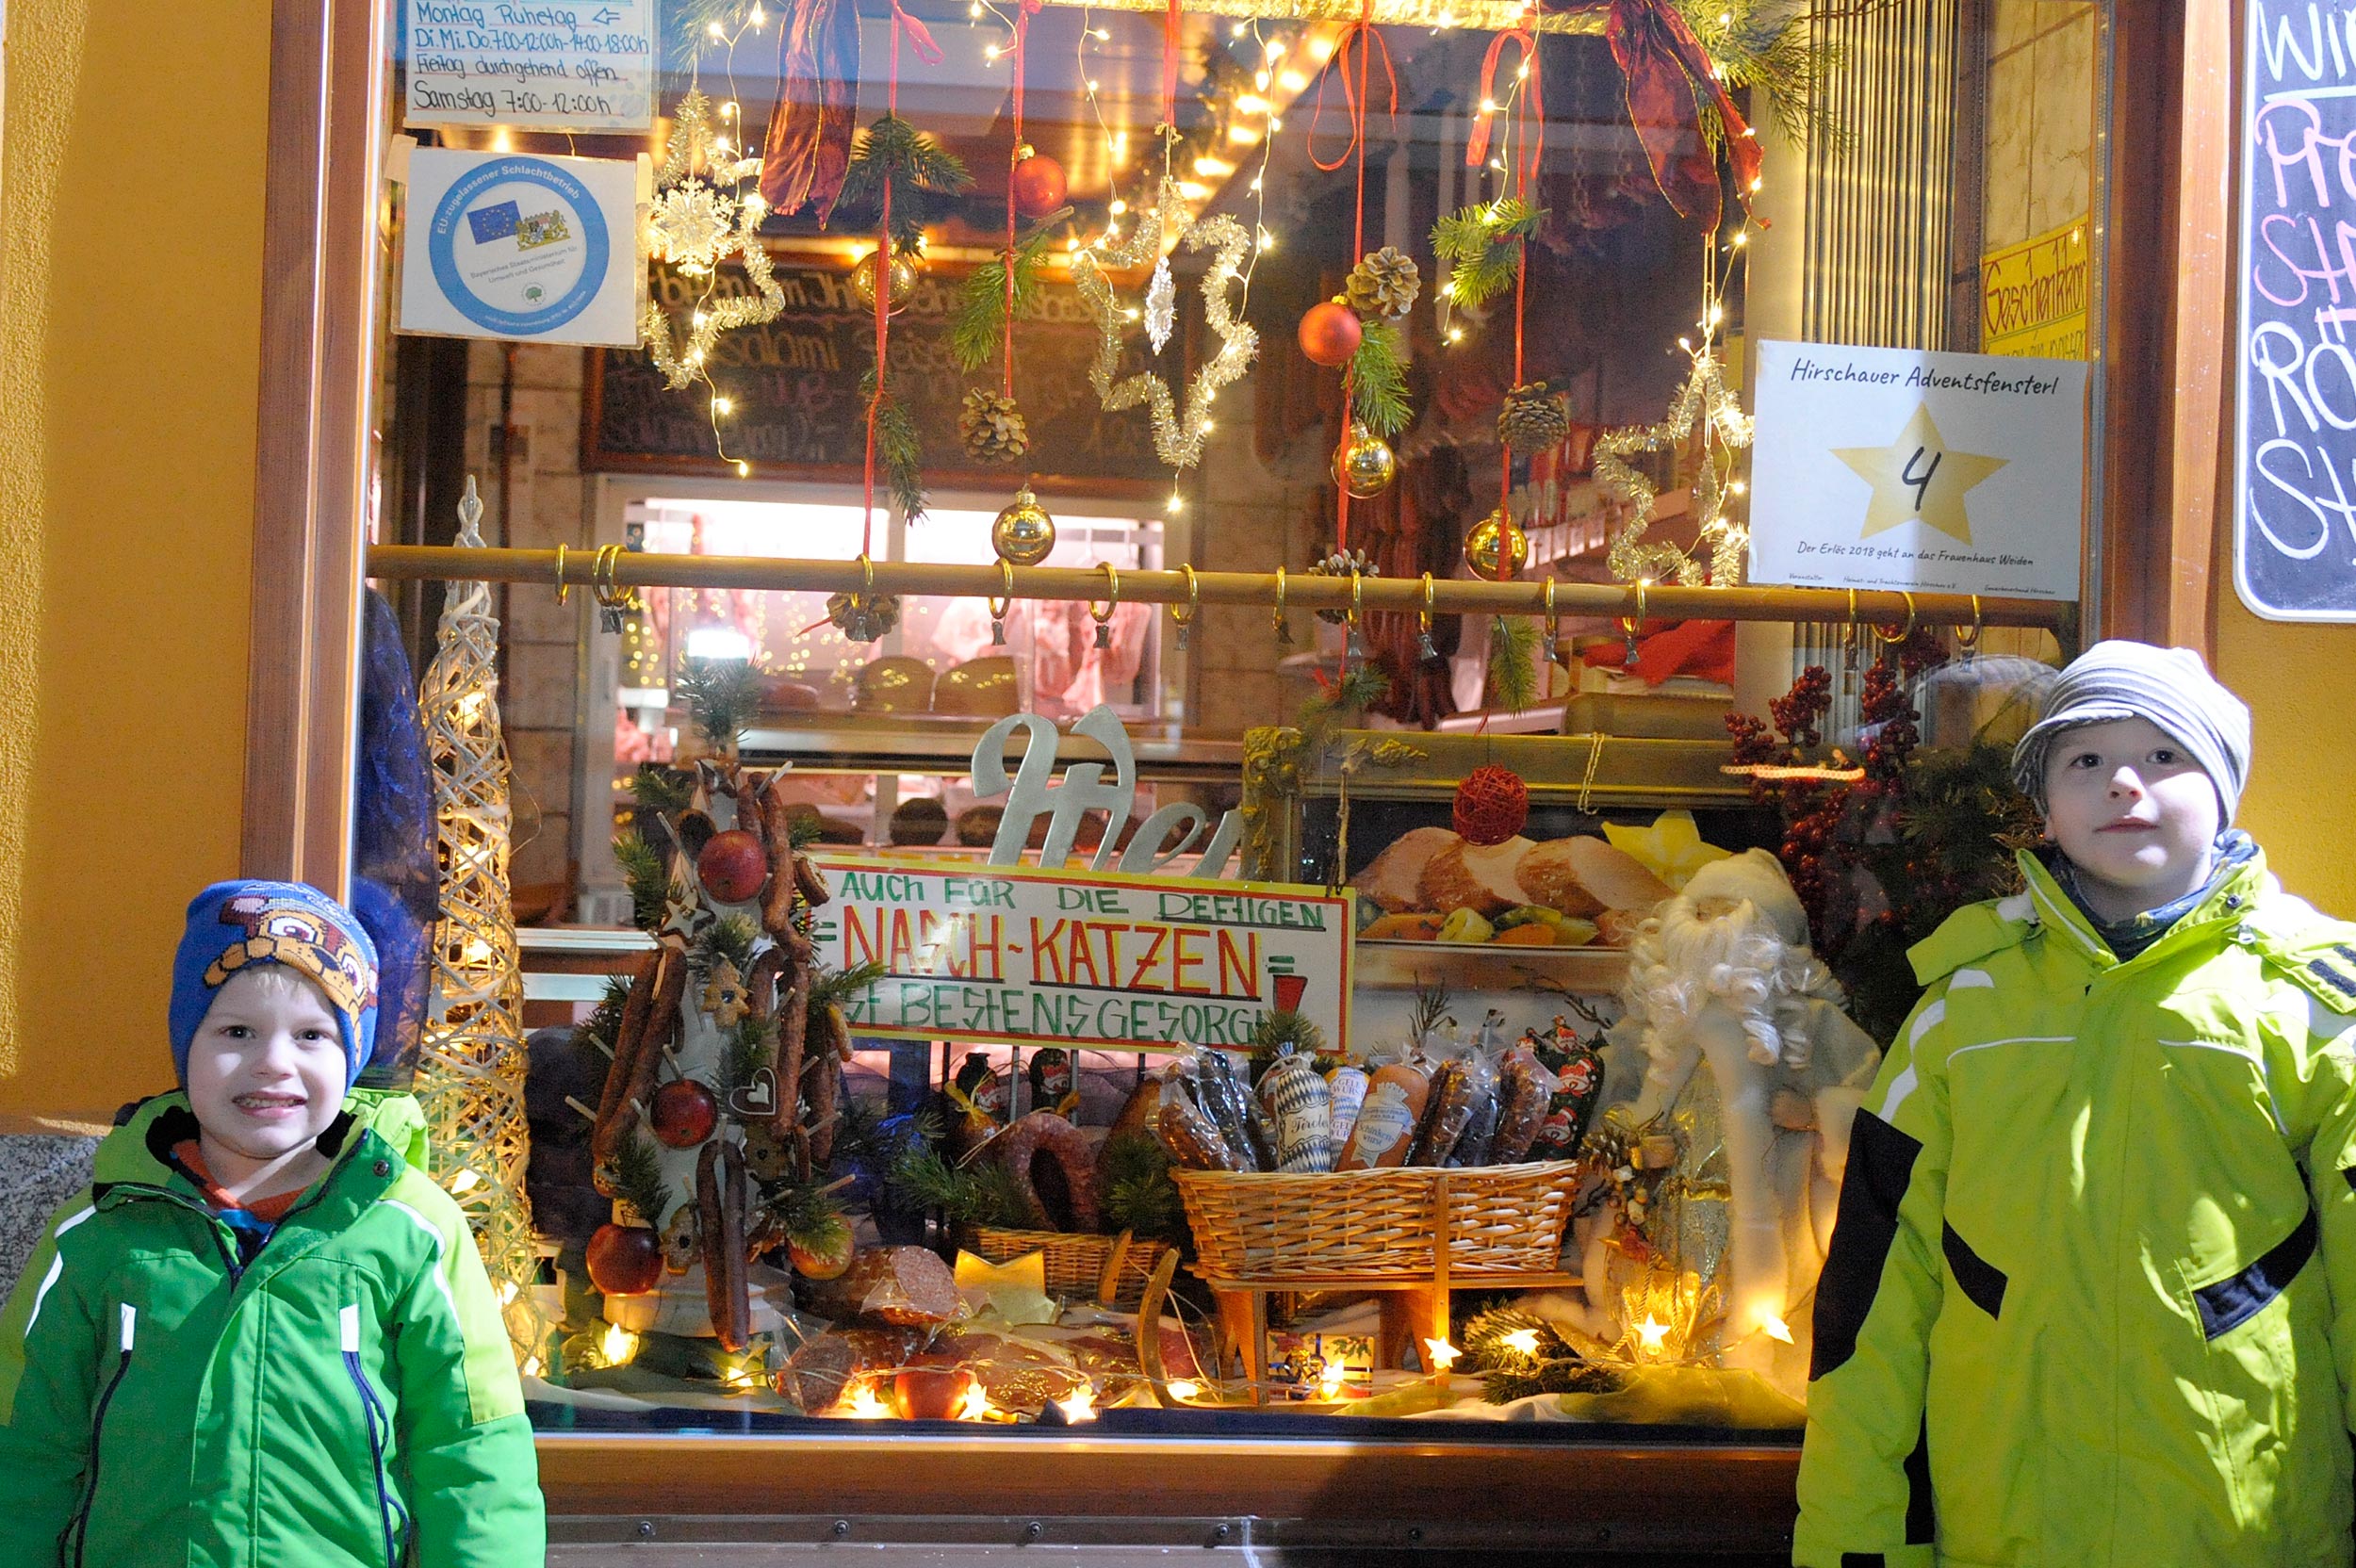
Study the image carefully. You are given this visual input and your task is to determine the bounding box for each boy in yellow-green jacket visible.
[1797,642,2356,1567]
[0,881,544,1566]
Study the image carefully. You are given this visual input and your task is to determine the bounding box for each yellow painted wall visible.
[0,1,265,1121]
[2216,576,2356,921]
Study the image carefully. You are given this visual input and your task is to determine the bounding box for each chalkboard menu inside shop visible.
[2235,6,2356,619]
[584,257,1169,492]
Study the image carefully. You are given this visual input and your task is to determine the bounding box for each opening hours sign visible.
[809,856,1351,1054]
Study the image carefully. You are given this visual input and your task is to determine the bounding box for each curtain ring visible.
[1617,580,1648,640]
[1872,591,1918,645]
[1542,577,1558,633]
[1955,593,1984,653]
[1347,567,1364,629]
[855,552,875,607]
[590,544,618,607]
[989,560,1015,621]
[1089,561,1121,621]
[1170,564,1200,635]
[1272,564,1289,640]
[1419,572,1436,633]
[554,544,571,604]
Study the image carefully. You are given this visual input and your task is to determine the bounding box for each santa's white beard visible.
[1625,895,1840,1072]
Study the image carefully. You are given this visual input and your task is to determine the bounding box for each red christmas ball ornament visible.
[1009,151,1068,219]
[650,1078,719,1149]
[585,1223,664,1297]
[697,829,769,905]
[1452,764,1530,847]
[1298,300,1363,368]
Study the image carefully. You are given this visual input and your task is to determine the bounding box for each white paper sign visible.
[399,148,643,347]
[401,0,655,133]
[1747,339,2088,600]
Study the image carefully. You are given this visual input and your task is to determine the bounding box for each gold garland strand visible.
[416,476,551,1368]
[641,89,785,400]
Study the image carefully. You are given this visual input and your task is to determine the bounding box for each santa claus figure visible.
[1556,849,1881,1397]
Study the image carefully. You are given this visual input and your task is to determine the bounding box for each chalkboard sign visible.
[584,257,1171,495]
[2235,7,2356,620]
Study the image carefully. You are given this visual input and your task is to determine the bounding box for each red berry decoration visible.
[1298,300,1364,368]
[1453,764,1530,847]
[585,1223,664,1297]
[1009,151,1068,219]
[696,829,769,905]
[650,1079,719,1149]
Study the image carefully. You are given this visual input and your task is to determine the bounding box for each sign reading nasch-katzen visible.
[1747,339,2086,601]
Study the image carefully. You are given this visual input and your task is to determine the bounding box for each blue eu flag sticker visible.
[466,200,522,245]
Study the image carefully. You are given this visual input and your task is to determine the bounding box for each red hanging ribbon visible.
[761,0,862,221]
[861,1,941,555]
[1005,0,1043,398]
[1600,0,1760,229]
[1161,0,1183,126]
[1305,23,1398,175]
[1463,15,1546,572]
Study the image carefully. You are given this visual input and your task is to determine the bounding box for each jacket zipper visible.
[61,1305,135,1568]
[341,1304,407,1568]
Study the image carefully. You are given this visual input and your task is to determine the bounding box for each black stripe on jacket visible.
[1940,1222,2006,1318]
[2193,1207,2317,1340]
[1811,1108,1922,1381]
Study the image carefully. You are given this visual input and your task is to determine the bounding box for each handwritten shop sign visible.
[808,856,1351,1054]
[1747,339,2087,600]
[1981,215,2090,360]
[401,0,655,134]
[2234,5,2356,619]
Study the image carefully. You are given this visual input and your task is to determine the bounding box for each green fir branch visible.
[1486,615,1541,712]
[1432,199,1548,313]
[614,831,671,933]
[570,976,636,1086]
[691,915,761,981]
[885,1145,1030,1229]
[1410,977,1453,1042]
[787,809,826,851]
[1098,1131,1187,1247]
[1676,0,1848,154]
[1349,318,1411,439]
[1250,1008,1328,1064]
[676,657,764,748]
[810,960,887,1012]
[609,1130,673,1230]
[950,215,1068,373]
[858,368,928,524]
[838,115,974,253]
[630,763,697,817]
[716,1015,777,1105]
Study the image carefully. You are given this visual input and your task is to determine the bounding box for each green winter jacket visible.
[0,1090,546,1567]
[1795,846,2356,1567]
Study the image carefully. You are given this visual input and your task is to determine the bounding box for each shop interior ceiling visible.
[428,4,1722,435]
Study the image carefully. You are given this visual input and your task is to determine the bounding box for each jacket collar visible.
[2014,841,2267,969]
[93,1092,395,1235]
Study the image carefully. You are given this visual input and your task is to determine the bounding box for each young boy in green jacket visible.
[0,880,545,1567]
[1796,642,2356,1567]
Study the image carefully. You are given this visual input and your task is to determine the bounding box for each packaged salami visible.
[1338,1058,1430,1170]
[1154,1056,1250,1171]
[1258,1051,1335,1173]
[1326,1064,1369,1151]
[1527,1018,1606,1159]
[1193,1048,1272,1171]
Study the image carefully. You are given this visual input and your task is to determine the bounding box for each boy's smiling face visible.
[2042,714,2223,924]
[184,966,350,1188]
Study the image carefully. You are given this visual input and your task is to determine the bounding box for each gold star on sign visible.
[1833,402,2008,545]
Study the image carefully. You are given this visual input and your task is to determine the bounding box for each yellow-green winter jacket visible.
[0,1090,545,1567]
[1795,846,2356,1567]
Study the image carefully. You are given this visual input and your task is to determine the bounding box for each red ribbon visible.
[1161,0,1182,125]
[1599,0,1760,228]
[861,0,940,555]
[1464,23,1545,194]
[1306,24,1398,174]
[1005,0,1043,398]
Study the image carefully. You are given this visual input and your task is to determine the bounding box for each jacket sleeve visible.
[2287,979,2356,1435]
[387,1198,546,1568]
[0,1191,103,1563]
[1792,982,1952,1568]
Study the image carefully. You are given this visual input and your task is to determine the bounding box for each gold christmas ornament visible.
[1332,421,1398,498]
[1345,245,1422,320]
[851,247,922,316]
[990,485,1057,566]
[641,89,785,393]
[1464,508,1531,580]
[1071,176,1260,469]
[959,387,1031,464]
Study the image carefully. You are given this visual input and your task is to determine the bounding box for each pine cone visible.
[1345,246,1421,320]
[1498,381,1571,452]
[1308,547,1379,625]
[958,388,1030,464]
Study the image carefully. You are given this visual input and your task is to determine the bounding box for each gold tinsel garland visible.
[417,476,550,1366]
[1070,176,1259,469]
[641,89,784,392]
[1594,344,1755,588]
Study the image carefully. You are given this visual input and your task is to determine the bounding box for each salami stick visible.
[736,770,771,858]
[591,946,665,1186]
[793,852,830,909]
[775,976,810,1139]
[759,785,803,937]
[697,1138,751,1352]
[808,1051,841,1167]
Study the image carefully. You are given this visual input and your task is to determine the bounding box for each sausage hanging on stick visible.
[759,785,804,938]
[808,1050,841,1168]
[697,1138,751,1352]
[736,770,772,861]
[794,852,830,910]
[591,944,672,1191]
[775,976,810,1141]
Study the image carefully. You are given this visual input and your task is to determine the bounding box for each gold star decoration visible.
[1070,176,1259,469]
[1594,345,1756,587]
[1833,402,2009,545]
[642,89,785,393]
[953,1248,1061,1326]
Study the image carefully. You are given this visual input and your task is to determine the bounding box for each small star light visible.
[1071,176,1259,469]
[641,89,785,394]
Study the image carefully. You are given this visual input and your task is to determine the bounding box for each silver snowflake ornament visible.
[1144,254,1176,352]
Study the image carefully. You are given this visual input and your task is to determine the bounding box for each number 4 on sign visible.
[1834,401,2008,546]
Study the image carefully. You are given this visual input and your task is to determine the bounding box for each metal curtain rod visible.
[365,546,2070,630]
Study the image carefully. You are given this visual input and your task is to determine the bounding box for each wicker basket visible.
[965,1226,1173,1307]
[1174,1162,1583,1282]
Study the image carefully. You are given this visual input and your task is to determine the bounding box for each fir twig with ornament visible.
[857,368,928,524]
[1485,615,1542,713]
[835,114,973,253]
[1432,198,1546,312]
[949,209,1069,375]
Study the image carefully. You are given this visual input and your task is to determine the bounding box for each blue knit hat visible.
[170,881,381,1088]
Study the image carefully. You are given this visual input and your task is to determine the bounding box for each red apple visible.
[697,829,769,905]
[650,1079,719,1149]
[893,1355,973,1420]
[788,1220,855,1282]
[586,1223,664,1297]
